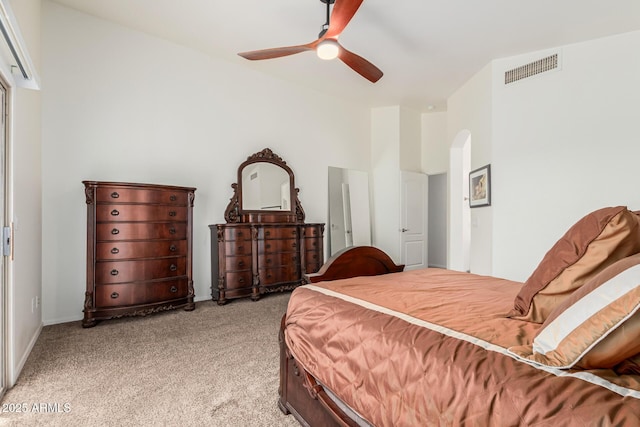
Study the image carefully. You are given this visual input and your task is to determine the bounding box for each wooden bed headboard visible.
[304,245,404,283]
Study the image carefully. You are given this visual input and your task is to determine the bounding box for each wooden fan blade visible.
[325,0,364,39]
[338,46,383,83]
[238,43,315,60]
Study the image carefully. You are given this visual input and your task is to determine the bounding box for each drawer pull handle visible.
[266,259,272,264]
[110,292,119,299]
[170,286,178,293]
[239,278,245,284]
[292,243,297,248]
[110,247,120,254]
[238,261,244,267]
[110,269,119,276]
[110,209,119,216]
[169,245,176,252]
[237,232,243,237]
[168,211,177,217]
[237,246,243,252]
[170,264,177,272]
[266,244,271,249]
[111,228,120,235]
[169,227,176,234]
[265,231,270,236]
[170,195,177,201]
[292,230,297,235]
[110,192,119,199]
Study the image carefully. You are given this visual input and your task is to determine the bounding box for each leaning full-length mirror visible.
[328,167,372,255]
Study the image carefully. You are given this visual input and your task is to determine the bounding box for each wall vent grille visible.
[505,53,558,84]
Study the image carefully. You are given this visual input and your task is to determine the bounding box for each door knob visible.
[401,228,408,232]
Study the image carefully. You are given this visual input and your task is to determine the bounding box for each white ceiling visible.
[50,0,640,112]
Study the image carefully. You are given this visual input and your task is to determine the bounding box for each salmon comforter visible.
[284,269,640,426]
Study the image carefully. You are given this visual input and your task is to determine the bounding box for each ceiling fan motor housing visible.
[319,24,329,38]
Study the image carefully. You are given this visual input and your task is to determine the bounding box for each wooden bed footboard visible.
[279,246,404,426]
[305,245,404,284]
[279,315,358,427]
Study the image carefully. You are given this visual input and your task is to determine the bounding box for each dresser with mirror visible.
[209,148,324,304]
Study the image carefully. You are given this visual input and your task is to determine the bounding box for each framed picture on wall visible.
[469,164,491,208]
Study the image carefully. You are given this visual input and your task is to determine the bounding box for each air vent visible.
[504,53,558,84]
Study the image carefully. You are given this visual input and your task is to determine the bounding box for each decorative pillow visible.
[523,253,640,369]
[509,206,640,323]
[576,311,640,369]
[615,353,640,375]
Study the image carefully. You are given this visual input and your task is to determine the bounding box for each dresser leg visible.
[82,318,98,328]
[184,302,195,311]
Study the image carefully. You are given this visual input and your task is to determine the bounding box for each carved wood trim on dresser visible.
[210,148,324,304]
[209,223,324,304]
[83,181,196,327]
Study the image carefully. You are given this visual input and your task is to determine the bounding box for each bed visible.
[278,206,640,426]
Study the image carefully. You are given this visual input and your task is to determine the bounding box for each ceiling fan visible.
[238,0,383,83]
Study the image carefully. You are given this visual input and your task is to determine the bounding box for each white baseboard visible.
[43,314,82,326]
[10,322,42,387]
[428,263,447,269]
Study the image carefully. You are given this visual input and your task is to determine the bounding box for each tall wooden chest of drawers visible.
[209,223,324,304]
[83,181,196,327]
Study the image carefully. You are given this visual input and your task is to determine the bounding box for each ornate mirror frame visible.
[224,148,305,223]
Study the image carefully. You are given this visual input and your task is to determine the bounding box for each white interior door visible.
[400,171,428,270]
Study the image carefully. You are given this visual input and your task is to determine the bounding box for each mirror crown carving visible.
[247,147,285,163]
[224,148,305,223]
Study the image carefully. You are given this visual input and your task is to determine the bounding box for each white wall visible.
[442,30,640,281]
[371,106,401,262]
[371,106,424,263]
[37,3,640,327]
[420,112,448,269]
[446,63,493,275]
[421,111,447,174]
[4,0,42,386]
[399,106,421,172]
[491,31,640,281]
[41,2,372,324]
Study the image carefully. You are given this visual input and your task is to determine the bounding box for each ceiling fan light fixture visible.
[238,0,382,82]
[316,40,339,60]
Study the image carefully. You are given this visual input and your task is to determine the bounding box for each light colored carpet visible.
[0,293,300,427]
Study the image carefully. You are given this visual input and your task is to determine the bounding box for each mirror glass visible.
[241,162,291,211]
[328,167,372,255]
